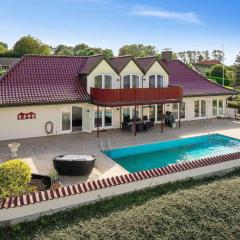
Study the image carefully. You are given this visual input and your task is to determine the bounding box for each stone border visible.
[1,151,240,210]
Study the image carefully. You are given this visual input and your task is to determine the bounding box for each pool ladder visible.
[98,138,111,151]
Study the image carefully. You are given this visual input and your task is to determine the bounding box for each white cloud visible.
[132,7,202,24]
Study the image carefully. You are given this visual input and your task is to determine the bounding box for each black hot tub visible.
[53,155,96,176]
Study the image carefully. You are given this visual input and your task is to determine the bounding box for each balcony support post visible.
[178,102,181,128]
[97,105,99,138]
[120,106,122,128]
[134,105,137,136]
[161,103,164,133]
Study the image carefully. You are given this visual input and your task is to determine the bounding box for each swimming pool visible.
[103,134,240,173]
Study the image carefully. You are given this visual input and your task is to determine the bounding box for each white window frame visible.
[212,99,224,116]
[122,74,140,88]
[60,107,72,134]
[148,74,165,88]
[92,107,114,130]
[194,99,207,119]
[94,74,113,89]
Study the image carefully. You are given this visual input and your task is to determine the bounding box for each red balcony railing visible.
[90,86,183,106]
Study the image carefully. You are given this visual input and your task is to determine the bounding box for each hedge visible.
[207,75,232,86]
[228,101,240,110]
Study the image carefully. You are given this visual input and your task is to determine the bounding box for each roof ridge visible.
[110,55,133,59]
[23,54,89,59]
[136,56,157,59]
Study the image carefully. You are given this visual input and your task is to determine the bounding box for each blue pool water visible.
[103,134,240,173]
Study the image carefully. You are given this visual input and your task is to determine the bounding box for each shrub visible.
[0,160,33,199]
[228,101,240,110]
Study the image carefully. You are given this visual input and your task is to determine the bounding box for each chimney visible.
[161,48,173,62]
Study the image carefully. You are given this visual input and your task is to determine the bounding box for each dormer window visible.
[123,75,140,89]
[149,75,164,88]
[94,74,112,89]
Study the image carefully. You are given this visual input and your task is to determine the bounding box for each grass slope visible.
[1,170,240,240]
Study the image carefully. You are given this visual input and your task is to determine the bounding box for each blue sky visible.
[1,0,239,64]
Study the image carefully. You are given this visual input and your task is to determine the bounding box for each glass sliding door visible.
[180,102,185,119]
[104,108,112,127]
[149,105,155,122]
[218,100,223,115]
[62,111,71,132]
[201,100,206,117]
[72,106,82,132]
[123,107,131,122]
[157,104,163,122]
[212,100,218,116]
[194,100,200,118]
[94,109,102,128]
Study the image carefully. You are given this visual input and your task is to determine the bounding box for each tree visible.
[211,50,224,62]
[0,42,8,49]
[209,64,226,78]
[13,35,51,57]
[0,42,8,54]
[118,44,158,57]
[234,52,240,86]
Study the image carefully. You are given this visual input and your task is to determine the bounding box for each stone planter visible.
[8,142,21,158]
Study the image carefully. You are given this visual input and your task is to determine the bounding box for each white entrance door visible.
[82,107,92,133]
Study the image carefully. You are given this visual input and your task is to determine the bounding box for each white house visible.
[0,51,237,140]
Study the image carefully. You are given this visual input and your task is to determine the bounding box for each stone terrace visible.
[0,119,240,185]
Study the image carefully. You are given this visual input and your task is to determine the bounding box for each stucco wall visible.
[0,103,90,141]
[120,60,144,88]
[87,60,119,93]
[143,61,169,88]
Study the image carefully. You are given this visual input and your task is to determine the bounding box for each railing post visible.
[97,105,99,138]
[134,105,137,136]
[161,103,164,133]
[178,102,181,128]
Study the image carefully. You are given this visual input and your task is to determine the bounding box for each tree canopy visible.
[209,64,225,78]
[13,36,51,57]
[234,52,240,86]
[0,42,8,54]
[54,43,113,57]
[118,44,158,57]
[177,50,223,64]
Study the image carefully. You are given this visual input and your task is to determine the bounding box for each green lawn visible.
[1,170,240,240]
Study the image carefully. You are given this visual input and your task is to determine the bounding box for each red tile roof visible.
[0,55,91,106]
[196,60,221,65]
[109,56,144,74]
[136,56,169,74]
[0,55,237,106]
[161,60,237,96]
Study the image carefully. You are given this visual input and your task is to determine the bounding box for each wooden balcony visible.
[90,86,183,107]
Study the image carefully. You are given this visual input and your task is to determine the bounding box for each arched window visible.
[123,75,131,89]
[94,75,112,89]
[123,75,140,88]
[149,75,164,88]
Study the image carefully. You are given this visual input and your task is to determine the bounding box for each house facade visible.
[0,51,237,141]
[0,57,19,70]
